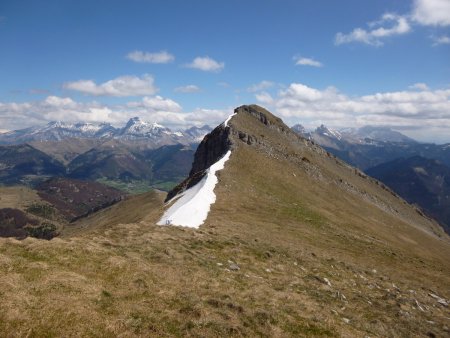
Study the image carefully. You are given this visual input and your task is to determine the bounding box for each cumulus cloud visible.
[174,85,201,93]
[336,1,450,46]
[126,50,175,63]
[185,56,224,72]
[335,13,411,46]
[127,96,182,112]
[0,95,232,131]
[409,83,429,91]
[0,96,113,128]
[294,57,323,67]
[255,82,450,142]
[44,96,77,108]
[431,35,450,46]
[412,0,450,27]
[247,81,274,92]
[63,74,158,97]
[255,92,274,105]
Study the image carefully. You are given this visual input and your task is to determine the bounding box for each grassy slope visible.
[0,107,449,337]
[0,186,64,236]
[30,138,102,165]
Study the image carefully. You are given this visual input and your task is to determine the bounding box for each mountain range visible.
[0,118,211,193]
[1,115,450,236]
[0,117,211,145]
[292,123,450,170]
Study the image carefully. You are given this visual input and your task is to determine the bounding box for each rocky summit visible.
[0,105,449,337]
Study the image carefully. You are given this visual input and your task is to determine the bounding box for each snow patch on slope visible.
[223,112,236,127]
[157,150,232,228]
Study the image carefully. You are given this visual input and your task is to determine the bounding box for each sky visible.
[0,0,449,143]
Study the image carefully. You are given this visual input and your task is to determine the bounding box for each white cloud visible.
[294,57,323,67]
[128,96,182,112]
[44,96,77,108]
[412,0,450,26]
[247,81,274,92]
[0,95,232,131]
[185,56,224,72]
[174,85,201,93]
[409,83,429,91]
[126,50,175,63]
[0,96,113,128]
[432,35,450,46]
[255,82,450,142]
[255,92,274,105]
[335,13,411,46]
[63,74,158,97]
[335,1,450,46]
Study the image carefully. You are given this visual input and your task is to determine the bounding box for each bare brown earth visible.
[0,105,449,337]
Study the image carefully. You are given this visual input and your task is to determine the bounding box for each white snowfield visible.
[157,150,232,228]
[223,112,236,127]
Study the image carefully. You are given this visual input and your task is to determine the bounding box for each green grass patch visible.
[96,178,184,194]
[96,178,153,194]
[151,180,180,192]
[280,203,326,228]
[26,203,57,220]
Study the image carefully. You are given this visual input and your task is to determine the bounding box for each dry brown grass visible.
[0,186,41,209]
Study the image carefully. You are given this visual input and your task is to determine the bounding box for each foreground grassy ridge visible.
[0,225,341,337]
[1,209,448,337]
[1,106,449,336]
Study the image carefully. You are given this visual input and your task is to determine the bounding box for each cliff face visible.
[164,123,232,202]
[188,125,232,176]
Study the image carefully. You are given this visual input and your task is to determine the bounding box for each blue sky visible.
[0,0,449,142]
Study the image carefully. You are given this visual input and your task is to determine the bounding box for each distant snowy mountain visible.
[183,125,212,142]
[291,123,450,170]
[118,117,180,140]
[315,124,342,140]
[0,118,211,145]
[0,121,117,144]
[291,124,307,136]
[292,124,417,146]
[340,126,417,144]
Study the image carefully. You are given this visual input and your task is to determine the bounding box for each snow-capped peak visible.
[120,117,179,139]
[152,122,165,129]
[0,117,209,144]
[316,124,342,140]
[183,125,212,142]
[291,124,306,134]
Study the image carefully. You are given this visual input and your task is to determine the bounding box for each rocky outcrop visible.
[189,125,231,176]
[165,124,232,202]
[237,105,288,132]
